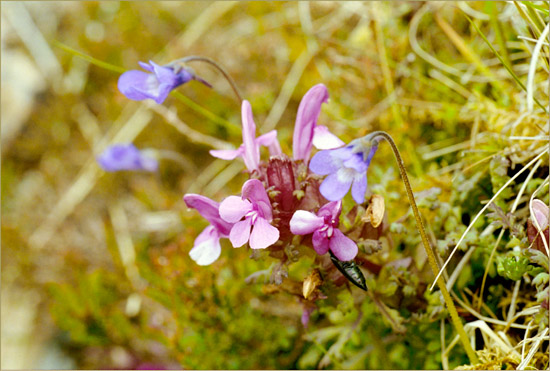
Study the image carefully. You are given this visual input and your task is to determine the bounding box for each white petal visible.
[312,125,345,150]
[290,210,325,235]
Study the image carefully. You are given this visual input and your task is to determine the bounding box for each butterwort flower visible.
[290,200,358,261]
[183,194,234,265]
[309,142,378,204]
[97,143,158,172]
[219,179,279,249]
[293,84,344,162]
[210,100,282,171]
[118,61,196,104]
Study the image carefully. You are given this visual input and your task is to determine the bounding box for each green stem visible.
[369,131,478,365]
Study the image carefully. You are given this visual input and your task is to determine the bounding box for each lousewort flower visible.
[183,194,234,265]
[290,200,358,261]
[531,199,549,231]
[97,143,158,172]
[527,198,549,254]
[118,61,194,104]
[219,179,279,249]
[210,100,282,172]
[292,84,344,162]
[309,143,378,204]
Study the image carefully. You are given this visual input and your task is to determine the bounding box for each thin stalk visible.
[368,131,478,365]
[174,56,243,102]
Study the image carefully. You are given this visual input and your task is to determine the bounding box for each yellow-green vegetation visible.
[2,2,548,369]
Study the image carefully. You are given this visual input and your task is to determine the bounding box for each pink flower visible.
[531,199,549,231]
[210,100,282,171]
[292,84,344,161]
[219,179,280,249]
[289,200,358,261]
[183,194,234,265]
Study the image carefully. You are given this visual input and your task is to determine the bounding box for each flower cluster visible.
[184,82,379,268]
[103,58,384,305]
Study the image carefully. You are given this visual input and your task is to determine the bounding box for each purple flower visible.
[97,143,158,172]
[219,179,280,249]
[309,144,378,204]
[118,61,193,104]
[301,305,315,328]
[290,200,358,261]
[183,194,234,265]
[210,100,282,171]
[292,84,344,162]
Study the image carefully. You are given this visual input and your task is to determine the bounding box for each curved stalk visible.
[173,56,243,102]
[368,131,478,365]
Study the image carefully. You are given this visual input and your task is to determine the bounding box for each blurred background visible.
[2,1,548,369]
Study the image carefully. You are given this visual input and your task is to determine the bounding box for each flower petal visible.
[365,144,378,167]
[241,100,260,171]
[343,152,368,173]
[152,83,174,104]
[319,170,353,201]
[293,84,329,161]
[219,196,253,223]
[138,61,154,72]
[189,226,222,265]
[256,130,283,157]
[151,61,178,85]
[241,179,271,211]
[312,229,330,255]
[351,172,367,204]
[184,194,232,236]
[229,218,252,248]
[209,146,244,160]
[532,199,549,230]
[97,143,158,172]
[309,147,353,175]
[317,200,342,220]
[290,210,325,235]
[249,217,279,249]
[118,70,155,101]
[312,125,345,150]
[329,229,358,261]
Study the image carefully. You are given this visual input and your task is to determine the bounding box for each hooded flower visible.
[292,84,344,161]
[527,198,549,254]
[118,61,194,104]
[183,194,234,265]
[290,200,358,261]
[531,199,549,231]
[97,143,158,172]
[219,179,280,249]
[210,100,282,171]
[309,143,378,204]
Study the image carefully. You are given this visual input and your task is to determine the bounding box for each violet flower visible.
[183,194,234,265]
[309,143,378,204]
[292,84,344,162]
[219,179,279,249]
[290,200,358,261]
[210,100,282,171]
[118,61,194,104]
[97,143,158,172]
